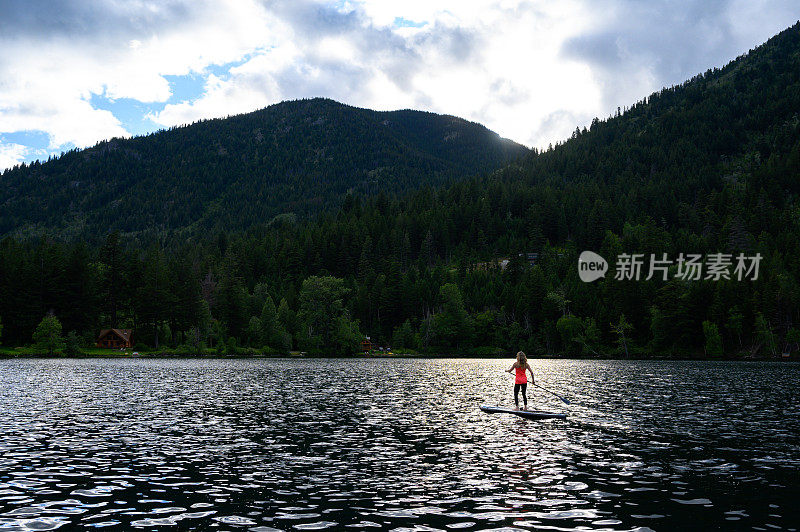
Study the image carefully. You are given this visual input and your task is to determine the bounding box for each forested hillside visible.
[0,98,527,241]
[2,23,800,357]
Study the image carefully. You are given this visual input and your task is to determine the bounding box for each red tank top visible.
[515,365,527,384]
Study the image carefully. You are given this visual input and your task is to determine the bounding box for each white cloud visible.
[1,0,798,171]
[0,143,30,170]
[147,0,799,150]
[0,0,278,157]
[151,0,603,148]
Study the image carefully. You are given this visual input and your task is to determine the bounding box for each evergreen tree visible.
[611,314,633,358]
[702,321,724,357]
[33,314,64,355]
[64,331,83,357]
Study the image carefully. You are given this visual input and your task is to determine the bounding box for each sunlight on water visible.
[0,358,798,530]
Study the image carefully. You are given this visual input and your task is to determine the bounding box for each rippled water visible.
[0,358,798,531]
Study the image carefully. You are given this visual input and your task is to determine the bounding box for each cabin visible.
[361,337,372,353]
[96,329,134,349]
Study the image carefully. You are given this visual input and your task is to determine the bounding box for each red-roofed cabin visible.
[96,329,134,349]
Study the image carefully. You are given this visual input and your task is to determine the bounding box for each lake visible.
[0,358,797,531]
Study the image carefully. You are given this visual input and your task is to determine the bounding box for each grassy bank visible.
[0,345,794,361]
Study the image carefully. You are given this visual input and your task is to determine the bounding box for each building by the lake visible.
[96,329,134,349]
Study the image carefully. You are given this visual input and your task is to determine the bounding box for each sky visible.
[0,0,797,171]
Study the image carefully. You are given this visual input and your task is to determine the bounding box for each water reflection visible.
[0,358,798,530]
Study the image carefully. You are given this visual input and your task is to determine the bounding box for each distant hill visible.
[0,98,528,241]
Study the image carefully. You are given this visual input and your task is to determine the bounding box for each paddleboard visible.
[480,405,567,420]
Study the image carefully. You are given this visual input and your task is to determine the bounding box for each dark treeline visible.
[2,24,800,357]
[1,163,798,357]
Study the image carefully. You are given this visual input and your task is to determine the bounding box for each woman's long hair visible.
[516,351,527,366]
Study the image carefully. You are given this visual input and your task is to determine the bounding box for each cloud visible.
[0,0,191,39]
[0,143,30,171]
[561,0,800,113]
[0,0,798,170]
[151,0,603,150]
[0,0,277,167]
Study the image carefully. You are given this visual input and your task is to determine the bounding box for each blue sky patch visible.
[393,17,426,28]
[1,130,51,151]
[164,73,208,104]
[89,94,161,137]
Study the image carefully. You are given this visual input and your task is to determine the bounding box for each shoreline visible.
[0,352,794,362]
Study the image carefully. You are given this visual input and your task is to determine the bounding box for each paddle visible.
[534,383,571,405]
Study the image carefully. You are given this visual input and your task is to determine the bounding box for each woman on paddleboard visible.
[507,351,534,410]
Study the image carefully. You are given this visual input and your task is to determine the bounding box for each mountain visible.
[501,19,800,237]
[2,23,800,356]
[0,98,527,241]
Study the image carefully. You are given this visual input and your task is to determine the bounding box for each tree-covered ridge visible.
[510,19,800,217]
[0,98,528,242]
[2,23,800,358]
